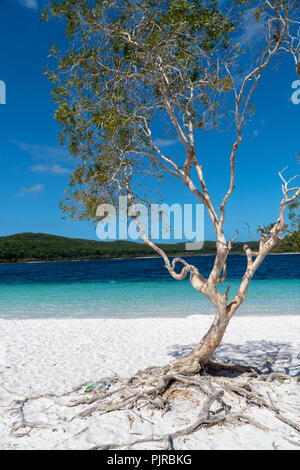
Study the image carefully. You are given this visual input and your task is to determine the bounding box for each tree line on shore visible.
[0,232,298,263]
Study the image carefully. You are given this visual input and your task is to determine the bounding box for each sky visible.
[0,0,299,244]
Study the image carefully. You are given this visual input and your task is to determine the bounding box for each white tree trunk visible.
[171,304,230,374]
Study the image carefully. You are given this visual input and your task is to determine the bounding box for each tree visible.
[17,0,299,445]
[44,0,299,372]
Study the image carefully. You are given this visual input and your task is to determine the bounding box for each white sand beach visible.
[0,314,299,450]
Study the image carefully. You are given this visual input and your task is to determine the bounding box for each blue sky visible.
[0,0,299,243]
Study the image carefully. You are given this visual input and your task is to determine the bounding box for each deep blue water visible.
[0,254,299,284]
[0,254,298,318]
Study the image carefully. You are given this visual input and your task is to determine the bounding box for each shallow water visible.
[0,254,298,319]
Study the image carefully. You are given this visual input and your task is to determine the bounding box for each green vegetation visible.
[42,0,234,221]
[0,232,298,263]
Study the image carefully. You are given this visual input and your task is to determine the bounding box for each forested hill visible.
[0,232,298,263]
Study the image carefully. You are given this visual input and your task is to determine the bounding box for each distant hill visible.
[0,232,298,263]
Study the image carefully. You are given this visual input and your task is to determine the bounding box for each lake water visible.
[0,254,298,319]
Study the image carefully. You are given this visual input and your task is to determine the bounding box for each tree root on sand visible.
[6,360,300,449]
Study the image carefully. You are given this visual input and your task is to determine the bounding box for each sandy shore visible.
[0,315,299,450]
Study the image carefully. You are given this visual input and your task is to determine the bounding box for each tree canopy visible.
[43,0,300,235]
[43,0,238,220]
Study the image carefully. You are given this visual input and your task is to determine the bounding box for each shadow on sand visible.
[167,340,300,377]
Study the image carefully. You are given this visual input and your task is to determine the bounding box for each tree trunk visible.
[170,304,229,375]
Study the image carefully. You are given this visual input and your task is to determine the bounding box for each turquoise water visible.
[0,255,298,318]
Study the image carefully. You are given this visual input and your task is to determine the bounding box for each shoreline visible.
[1,311,299,321]
[0,251,299,266]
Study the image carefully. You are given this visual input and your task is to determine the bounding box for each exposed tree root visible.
[9,397,58,438]
[6,360,300,449]
[90,391,226,450]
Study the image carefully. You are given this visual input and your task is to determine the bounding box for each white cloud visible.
[15,184,44,197]
[18,0,38,10]
[30,164,71,175]
[236,9,265,48]
[11,140,71,164]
